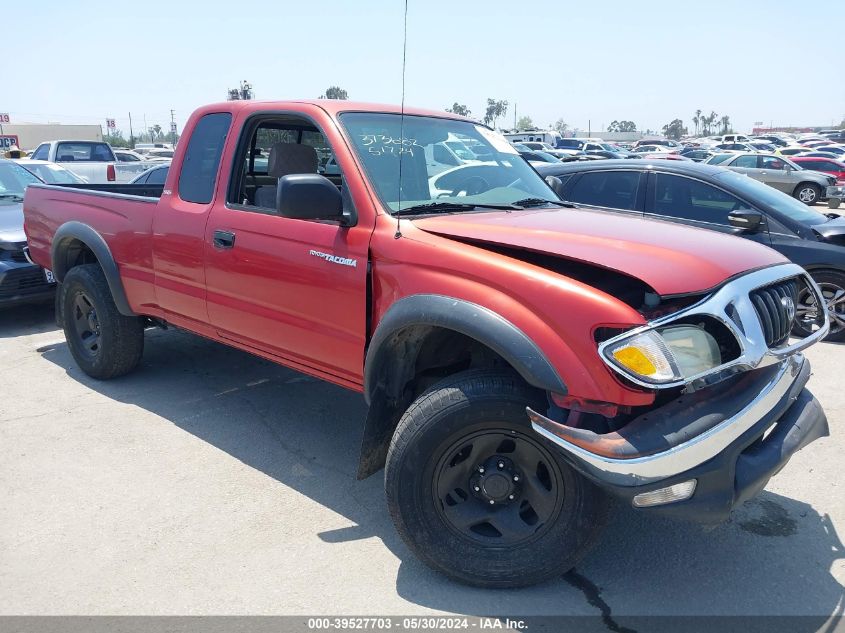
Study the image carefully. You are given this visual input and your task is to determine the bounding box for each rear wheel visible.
[385,370,608,588]
[61,264,145,379]
[794,270,845,342]
[794,183,821,205]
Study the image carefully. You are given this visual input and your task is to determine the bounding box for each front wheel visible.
[794,183,821,205]
[794,270,845,342]
[61,264,145,379]
[385,370,608,588]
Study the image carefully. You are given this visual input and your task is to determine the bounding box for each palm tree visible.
[720,115,731,134]
[693,109,702,135]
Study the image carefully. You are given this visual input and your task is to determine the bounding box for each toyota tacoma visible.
[23,100,830,587]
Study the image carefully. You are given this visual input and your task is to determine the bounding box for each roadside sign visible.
[0,135,20,150]
[106,118,116,129]
[170,122,177,133]
[0,113,9,124]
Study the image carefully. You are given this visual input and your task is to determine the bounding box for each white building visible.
[1,124,103,151]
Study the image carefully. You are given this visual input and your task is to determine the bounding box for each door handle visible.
[213,230,236,249]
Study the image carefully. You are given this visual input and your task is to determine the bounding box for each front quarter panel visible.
[369,218,656,408]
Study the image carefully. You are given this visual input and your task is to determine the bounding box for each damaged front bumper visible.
[528,355,828,522]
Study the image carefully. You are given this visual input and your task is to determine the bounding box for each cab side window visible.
[178,112,232,204]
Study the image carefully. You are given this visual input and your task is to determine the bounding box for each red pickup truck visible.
[23,100,830,587]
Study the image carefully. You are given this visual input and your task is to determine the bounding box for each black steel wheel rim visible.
[71,291,101,359]
[432,427,564,547]
[797,282,845,334]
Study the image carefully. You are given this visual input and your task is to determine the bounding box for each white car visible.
[12,159,87,184]
[113,149,145,162]
[144,148,175,162]
[631,144,674,153]
[27,140,143,183]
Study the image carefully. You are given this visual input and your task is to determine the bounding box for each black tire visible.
[794,182,821,205]
[385,370,609,588]
[61,264,144,379]
[794,269,845,343]
[829,198,842,210]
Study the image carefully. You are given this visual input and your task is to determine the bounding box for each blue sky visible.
[3,0,843,135]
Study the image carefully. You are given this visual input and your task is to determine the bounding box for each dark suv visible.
[536,159,845,341]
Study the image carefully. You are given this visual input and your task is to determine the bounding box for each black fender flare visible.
[51,221,136,316]
[357,294,566,479]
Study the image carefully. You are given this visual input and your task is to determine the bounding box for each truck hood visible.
[411,208,787,296]
[0,202,25,243]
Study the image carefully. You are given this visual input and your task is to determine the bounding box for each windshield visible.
[340,113,557,213]
[713,170,828,226]
[20,162,83,184]
[0,161,42,202]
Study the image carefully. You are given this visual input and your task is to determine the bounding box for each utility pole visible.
[143,114,148,143]
[128,112,134,147]
[513,102,517,130]
[170,109,176,146]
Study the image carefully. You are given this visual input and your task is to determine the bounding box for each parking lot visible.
[0,301,842,621]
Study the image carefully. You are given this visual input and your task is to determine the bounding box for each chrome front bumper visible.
[530,354,809,487]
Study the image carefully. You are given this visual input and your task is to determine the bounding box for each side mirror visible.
[728,209,764,231]
[276,174,346,223]
[545,175,565,198]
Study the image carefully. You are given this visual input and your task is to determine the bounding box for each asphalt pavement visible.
[0,302,843,623]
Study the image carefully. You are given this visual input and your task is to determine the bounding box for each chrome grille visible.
[749,278,799,348]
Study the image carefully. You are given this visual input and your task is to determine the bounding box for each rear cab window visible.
[178,112,232,204]
[54,142,115,162]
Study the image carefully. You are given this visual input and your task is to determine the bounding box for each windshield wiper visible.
[394,201,525,216]
[0,193,24,202]
[512,197,576,208]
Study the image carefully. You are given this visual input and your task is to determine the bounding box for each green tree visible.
[553,118,568,135]
[103,130,129,148]
[661,119,688,140]
[607,120,637,132]
[320,86,348,100]
[693,109,702,136]
[483,99,508,129]
[446,103,471,117]
[516,115,534,130]
[720,115,732,134]
[701,111,718,136]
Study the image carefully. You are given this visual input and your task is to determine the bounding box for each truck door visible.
[203,112,372,386]
[152,111,232,328]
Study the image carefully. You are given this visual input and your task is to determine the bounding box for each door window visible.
[732,155,759,168]
[649,173,750,225]
[228,117,340,210]
[760,156,787,170]
[567,171,640,210]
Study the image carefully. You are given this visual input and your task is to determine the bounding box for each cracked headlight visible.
[603,325,721,385]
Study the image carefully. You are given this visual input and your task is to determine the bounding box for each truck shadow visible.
[36,327,845,620]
